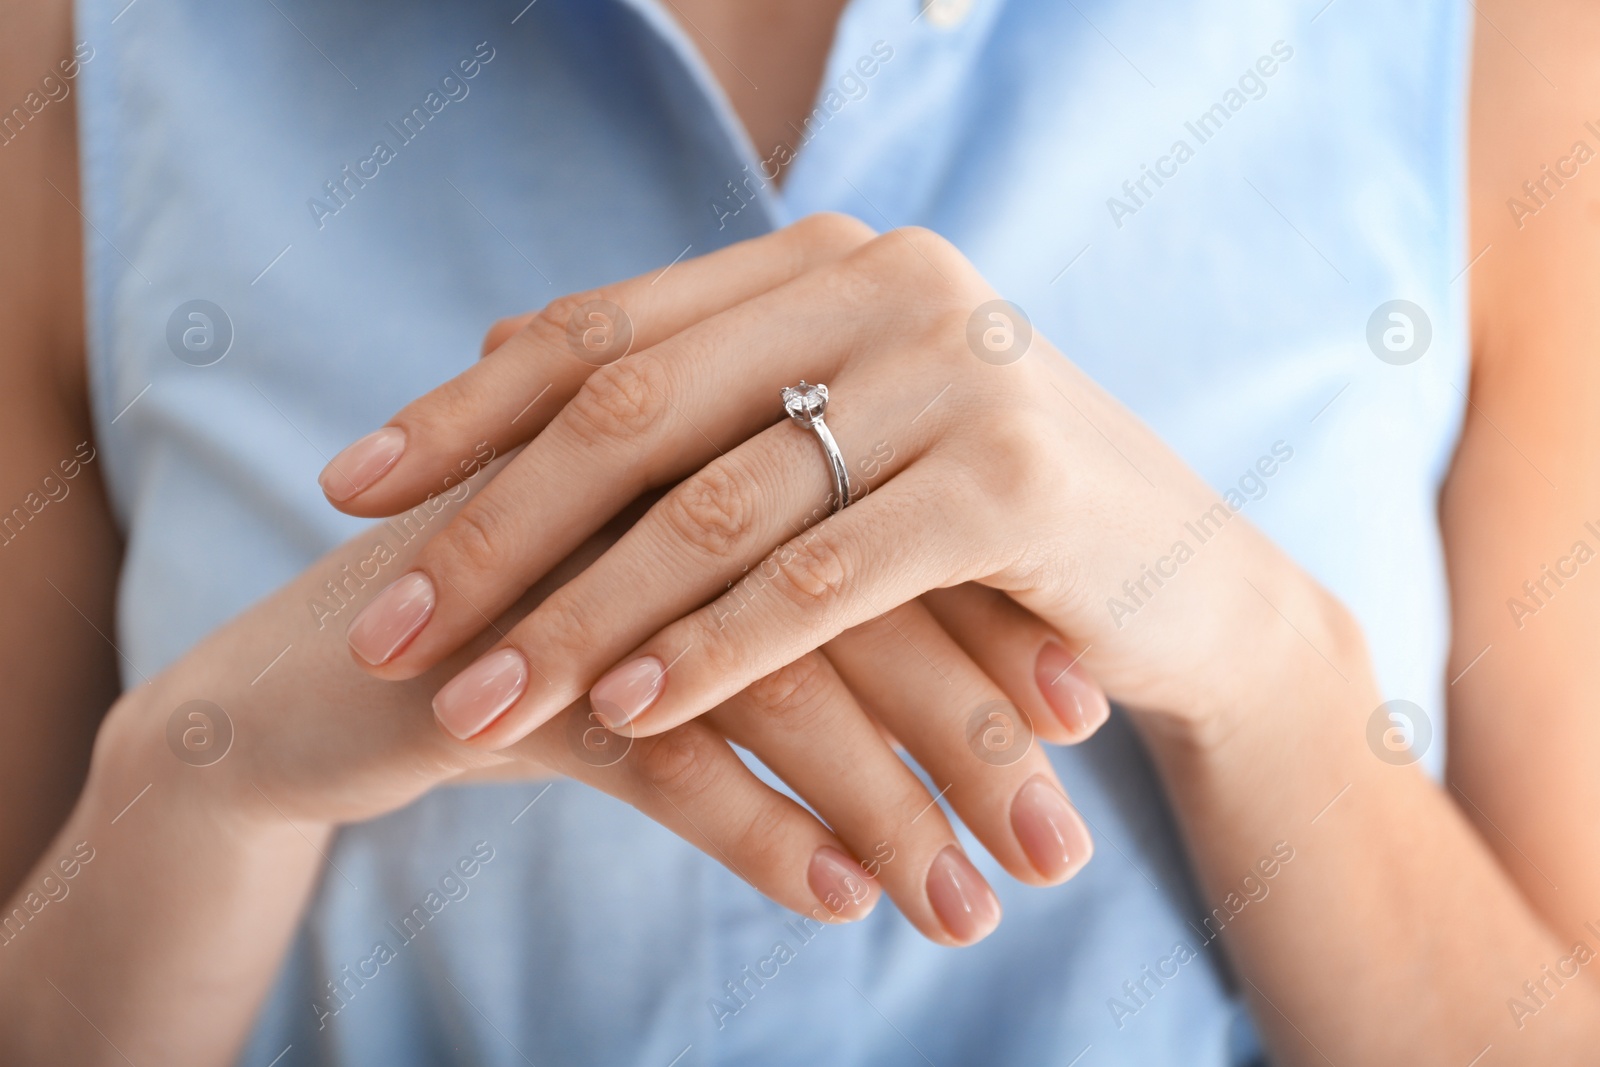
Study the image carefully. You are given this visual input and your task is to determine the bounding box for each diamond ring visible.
[781,381,851,513]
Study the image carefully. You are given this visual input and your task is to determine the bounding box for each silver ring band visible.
[781,381,851,513]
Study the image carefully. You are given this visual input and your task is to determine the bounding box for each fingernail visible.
[320,427,406,502]
[590,655,665,729]
[925,846,1001,945]
[433,648,529,740]
[347,572,435,665]
[1035,642,1109,735]
[808,847,877,921]
[1010,776,1092,881]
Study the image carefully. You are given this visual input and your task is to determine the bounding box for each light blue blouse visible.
[74,0,1470,1062]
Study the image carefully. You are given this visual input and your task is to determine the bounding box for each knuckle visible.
[740,655,837,733]
[893,225,960,265]
[730,797,794,874]
[523,589,597,663]
[856,226,975,297]
[817,253,888,317]
[533,288,601,343]
[480,312,536,358]
[890,225,949,265]
[561,355,669,449]
[793,211,876,255]
[936,461,1007,536]
[633,726,723,799]
[771,527,852,613]
[435,499,511,576]
[890,223,944,248]
[976,409,1057,504]
[662,461,756,560]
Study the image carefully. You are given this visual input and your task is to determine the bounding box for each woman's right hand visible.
[96,479,926,928]
[293,215,1119,942]
[96,450,1105,948]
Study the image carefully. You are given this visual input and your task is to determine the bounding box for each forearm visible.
[1134,578,1599,1065]
[0,470,588,1064]
[0,510,465,1064]
[0,685,325,1066]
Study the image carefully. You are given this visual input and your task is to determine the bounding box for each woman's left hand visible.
[324,212,1344,747]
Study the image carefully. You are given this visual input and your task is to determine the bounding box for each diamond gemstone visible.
[782,381,828,422]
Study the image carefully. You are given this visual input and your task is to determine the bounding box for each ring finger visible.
[427,364,939,746]
[347,233,926,681]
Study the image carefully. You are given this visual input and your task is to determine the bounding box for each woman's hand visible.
[89,449,1105,948]
[324,213,1332,751]
[304,216,1118,942]
[24,489,1088,1065]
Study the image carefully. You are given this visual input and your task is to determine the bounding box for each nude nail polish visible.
[432,648,529,740]
[1010,776,1092,881]
[347,571,435,665]
[925,846,1001,944]
[319,426,406,501]
[1035,642,1109,735]
[808,847,877,921]
[590,655,665,729]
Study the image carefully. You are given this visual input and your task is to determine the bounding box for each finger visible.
[921,584,1110,746]
[480,312,535,357]
[340,227,925,679]
[319,212,877,512]
[706,653,1000,945]
[422,385,934,744]
[515,704,880,924]
[823,602,1092,888]
[585,464,985,737]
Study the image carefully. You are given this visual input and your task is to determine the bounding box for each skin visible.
[0,0,120,903]
[662,0,852,177]
[2,2,1599,1066]
[0,5,1105,1062]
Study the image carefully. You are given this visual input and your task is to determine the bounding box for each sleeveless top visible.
[75,0,1470,1063]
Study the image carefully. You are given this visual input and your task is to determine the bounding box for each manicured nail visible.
[590,655,665,729]
[808,847,877,921]
[347,572,435,665]
[925,846,1001,944]
[1010,776,1092,881]
[1035,642,1109,735]
[433,648,529,740]
[319,427,406,502]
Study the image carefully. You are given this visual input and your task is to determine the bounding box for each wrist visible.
[90,674,332,844]
[14,684,331,1066]
[1130,556,1376,764]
